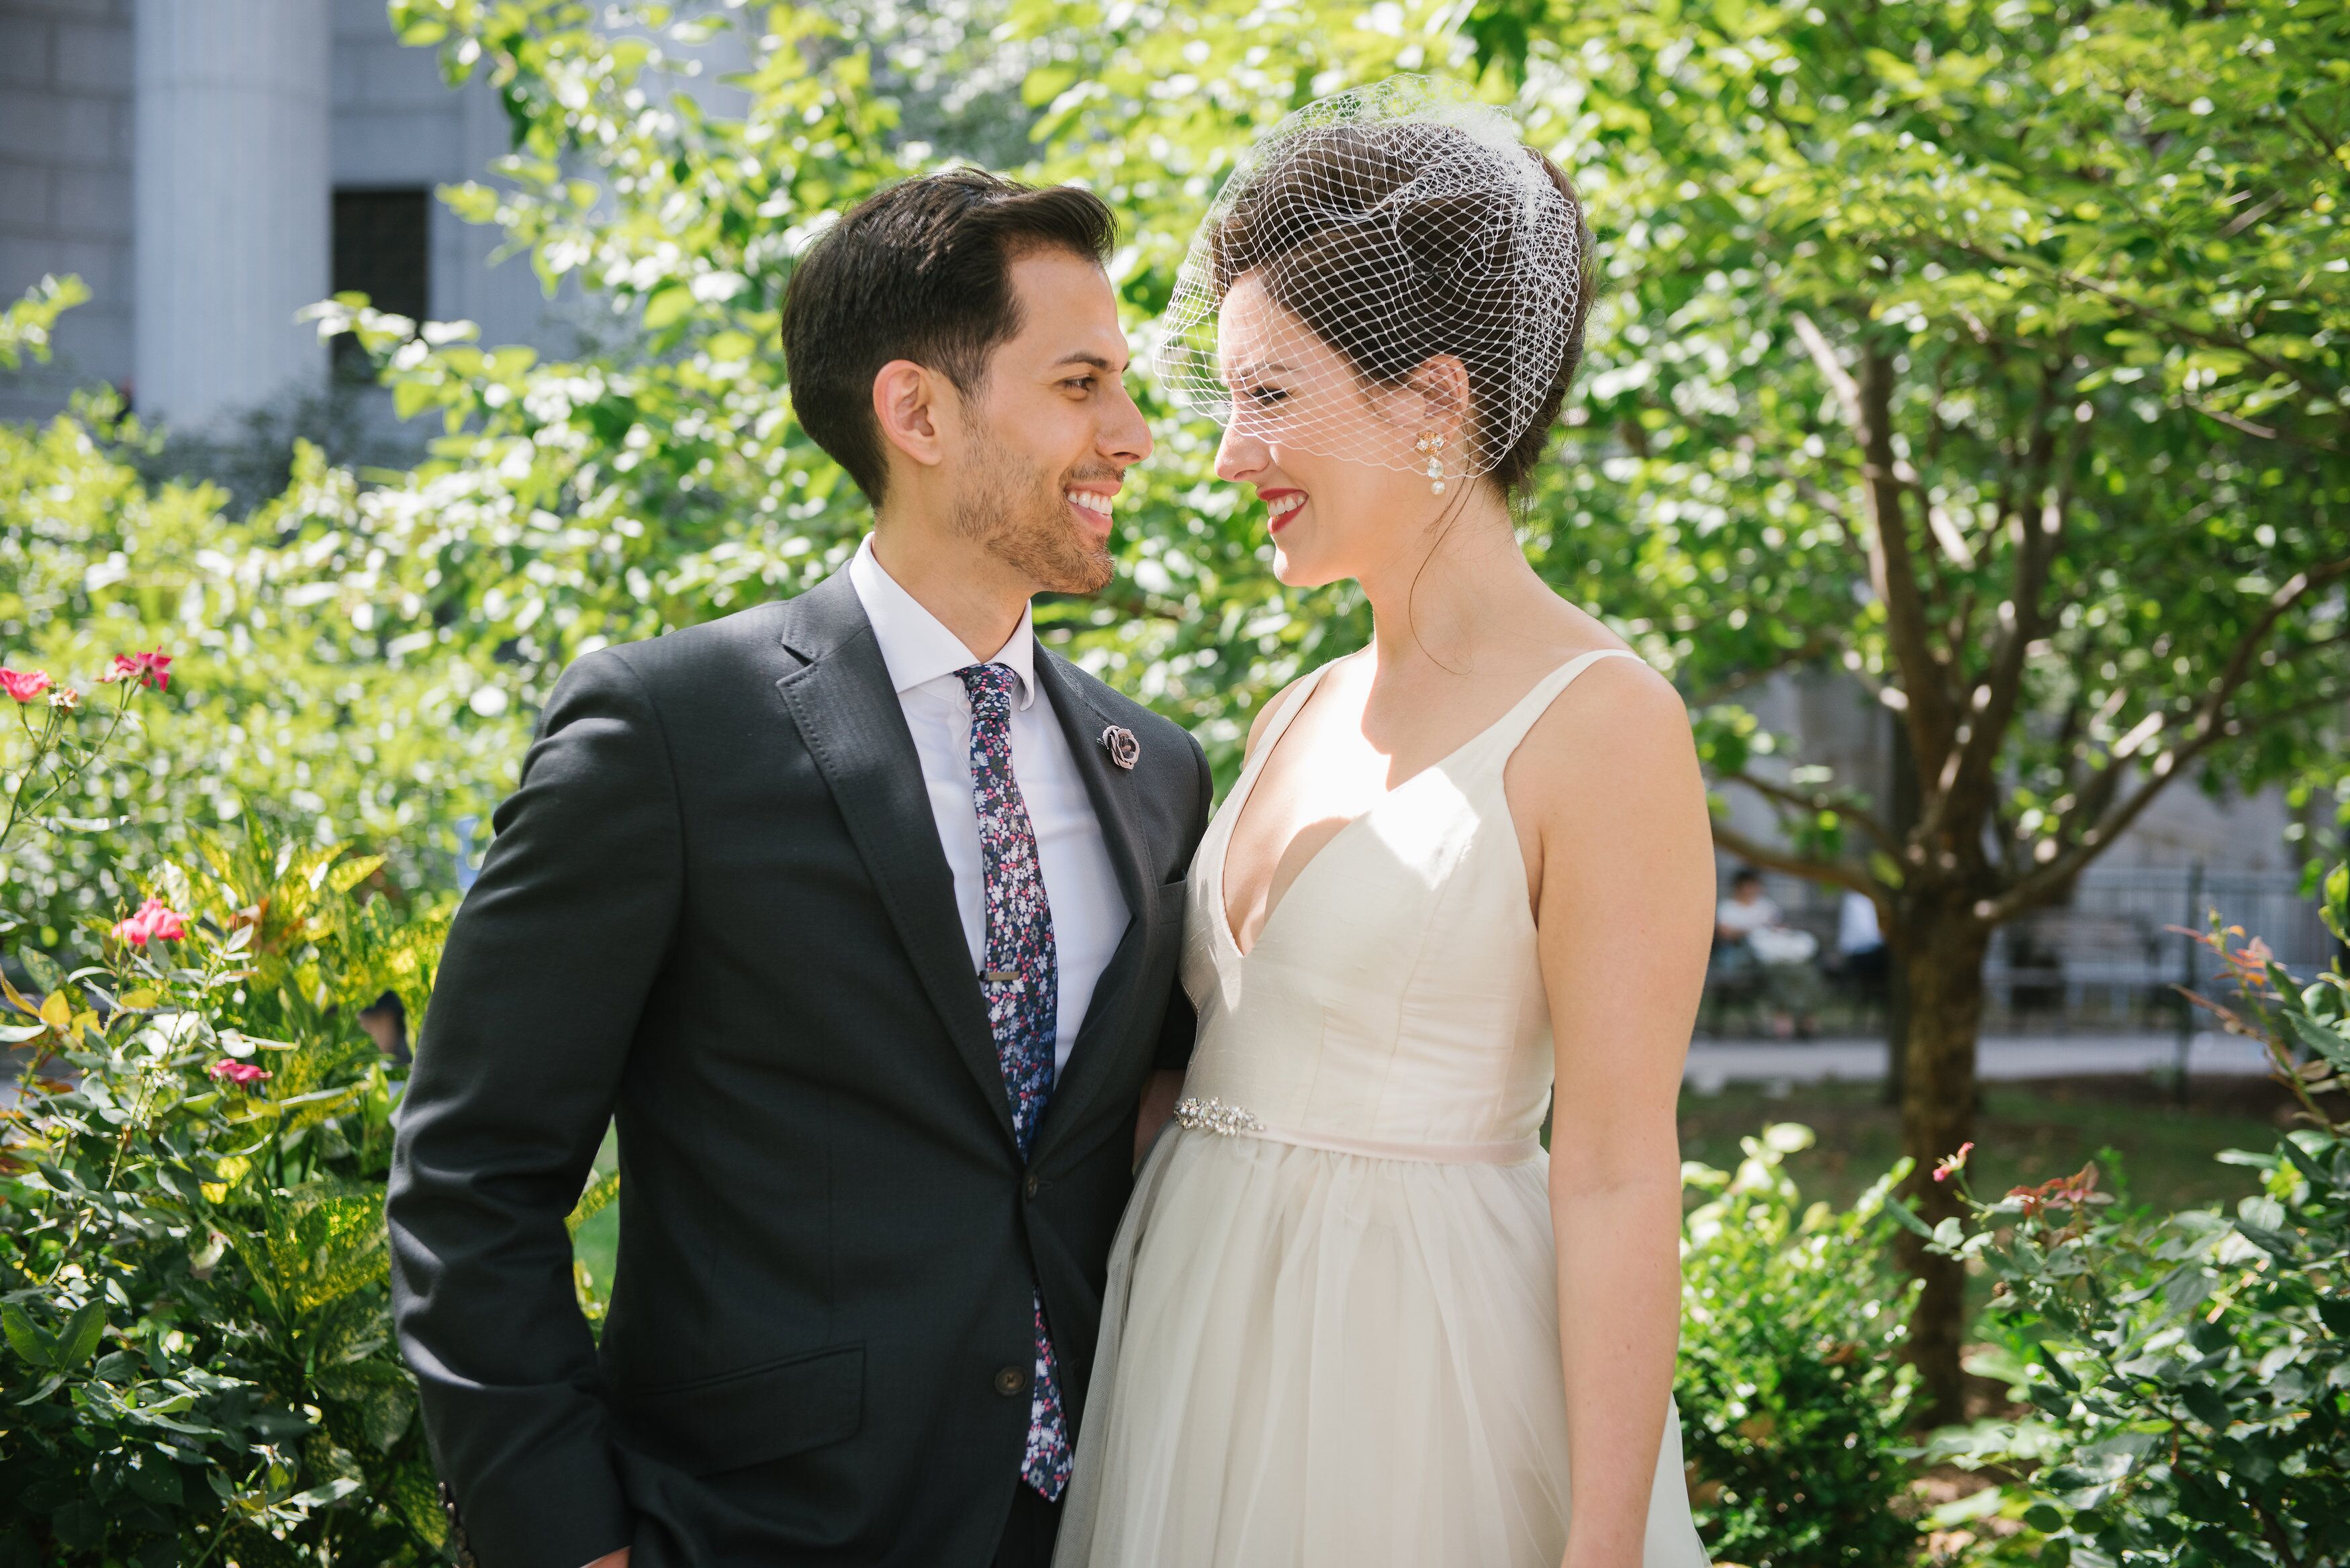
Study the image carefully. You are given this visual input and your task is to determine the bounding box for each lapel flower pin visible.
[1100,724,1139,771]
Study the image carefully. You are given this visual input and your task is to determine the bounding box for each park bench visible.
[1982,911,2186,1029]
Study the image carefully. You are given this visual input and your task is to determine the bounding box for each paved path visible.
[1,1033,2282,1108]
[1685,1030,2273,1091]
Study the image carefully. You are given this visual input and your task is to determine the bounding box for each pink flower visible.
[207,1059,271,1087]
[48,685,79,710]
[105,650,172,691]
[0,668,54,703]
[1933,1141,1975,1183]
[111,897,188,946]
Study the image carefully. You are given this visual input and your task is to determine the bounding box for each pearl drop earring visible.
[1416,432,1446,495]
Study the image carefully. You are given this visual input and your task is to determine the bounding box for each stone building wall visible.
[0,0,135,423]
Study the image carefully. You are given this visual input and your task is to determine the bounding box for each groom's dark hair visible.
[780,169,1118,505]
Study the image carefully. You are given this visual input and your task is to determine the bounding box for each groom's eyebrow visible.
[1051,350,1131,374]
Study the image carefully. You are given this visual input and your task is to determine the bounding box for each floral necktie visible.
[957,662,1074,1500]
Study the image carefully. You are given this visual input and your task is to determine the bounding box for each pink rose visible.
[105,650,172,691]
[207,1060,271,1087]
[111,897,188,946]
[1932,1141,1975,1183]
[0,668,54,703]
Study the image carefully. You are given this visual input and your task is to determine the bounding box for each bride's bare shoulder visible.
[1509,644,1696,813]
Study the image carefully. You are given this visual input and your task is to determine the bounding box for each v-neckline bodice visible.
[1211,650,1633,961]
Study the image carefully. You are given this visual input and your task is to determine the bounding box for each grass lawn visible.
[1677,1073,2292,1218]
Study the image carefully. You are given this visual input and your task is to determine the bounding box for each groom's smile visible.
[1064,484,1117,540]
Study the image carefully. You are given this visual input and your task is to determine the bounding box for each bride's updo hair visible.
[1156,77,1595,496]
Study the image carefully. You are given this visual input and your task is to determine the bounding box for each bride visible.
[1052,79,1717,1568]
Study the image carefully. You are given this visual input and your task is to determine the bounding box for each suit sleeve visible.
[387,648,679,1568]
[1154,732,1217,1071]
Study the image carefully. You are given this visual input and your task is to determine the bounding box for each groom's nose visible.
[1097,377,1152,469]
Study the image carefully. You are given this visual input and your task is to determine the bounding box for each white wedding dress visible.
[1053,650,1713,1568]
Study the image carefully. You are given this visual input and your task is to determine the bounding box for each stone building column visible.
[133,0,328,431]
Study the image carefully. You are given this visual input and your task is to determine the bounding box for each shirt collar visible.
[847,534,1037,710]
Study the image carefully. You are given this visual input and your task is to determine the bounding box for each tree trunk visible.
[1895,901,1991,1426]
[1883,707,1920,1110]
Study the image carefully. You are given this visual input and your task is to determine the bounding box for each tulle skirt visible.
[1051,1126,1713,1568]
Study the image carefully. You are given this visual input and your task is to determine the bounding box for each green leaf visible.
[16,947,62,993]
[2238,1220,2303,1261]
[48,1501,101,1549]
[327,854,386,895]
[1884,1197,1936,1239]
[2281,1134,2333,1191]
[2288,1011,2350,1071]
[124,1452,181,1508]
[566,1169,620,1236]
[641,284,695,331]
[1,1304,57,1368]
[2181,1381,2231,1432]
[54,1300,103,1367]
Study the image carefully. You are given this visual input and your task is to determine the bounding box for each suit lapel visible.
[1031,650,1159,1159]
[774,574,1017,1149]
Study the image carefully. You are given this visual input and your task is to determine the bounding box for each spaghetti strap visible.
[1473,648,1646,765]
[1233,664,1332,795]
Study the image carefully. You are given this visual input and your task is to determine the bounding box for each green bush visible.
[0,821,453,1565]
[1912,867,2350,1567]
[1678,1125,1924,1567]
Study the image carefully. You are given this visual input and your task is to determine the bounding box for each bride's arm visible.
[1515,660,1713,1568]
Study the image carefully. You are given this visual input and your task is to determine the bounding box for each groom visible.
[387,170,1210,1568]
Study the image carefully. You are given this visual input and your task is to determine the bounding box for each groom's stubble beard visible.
[950,415,1116,596]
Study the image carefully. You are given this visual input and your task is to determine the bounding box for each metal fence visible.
[1715,865,2335,1038]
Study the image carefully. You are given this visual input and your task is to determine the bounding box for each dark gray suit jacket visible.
[386,570,1211,1568]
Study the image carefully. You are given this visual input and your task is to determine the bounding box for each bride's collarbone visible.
[1223,646,1633,944]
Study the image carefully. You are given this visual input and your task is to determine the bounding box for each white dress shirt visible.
[847,536,1130,1078]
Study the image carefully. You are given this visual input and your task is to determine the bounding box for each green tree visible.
[306,0,2350,1418]
[1428,0,2349,1416]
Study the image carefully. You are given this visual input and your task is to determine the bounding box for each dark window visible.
[332,189,430,378]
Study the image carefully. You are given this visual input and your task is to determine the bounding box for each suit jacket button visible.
[1024,1173,1040,1199]
[995,1365,1029,1397]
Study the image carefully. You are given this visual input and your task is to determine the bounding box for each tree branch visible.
[1722,770,1900,856]
[1791,311,1958,789]
[1708,817,1878,899]
[1927,373,2071,842]
[1685,632,1840,706]
[1987,556,2350,919]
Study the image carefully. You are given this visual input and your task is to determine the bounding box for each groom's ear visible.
[871,358,953,474]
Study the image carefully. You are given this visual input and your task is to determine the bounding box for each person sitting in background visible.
[1713,867,1823,1038]
[1836,888,1888,994]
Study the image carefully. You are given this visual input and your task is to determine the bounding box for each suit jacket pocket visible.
[616,1344,863,1477]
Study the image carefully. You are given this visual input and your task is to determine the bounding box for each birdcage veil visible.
[1154,75,1585,488]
